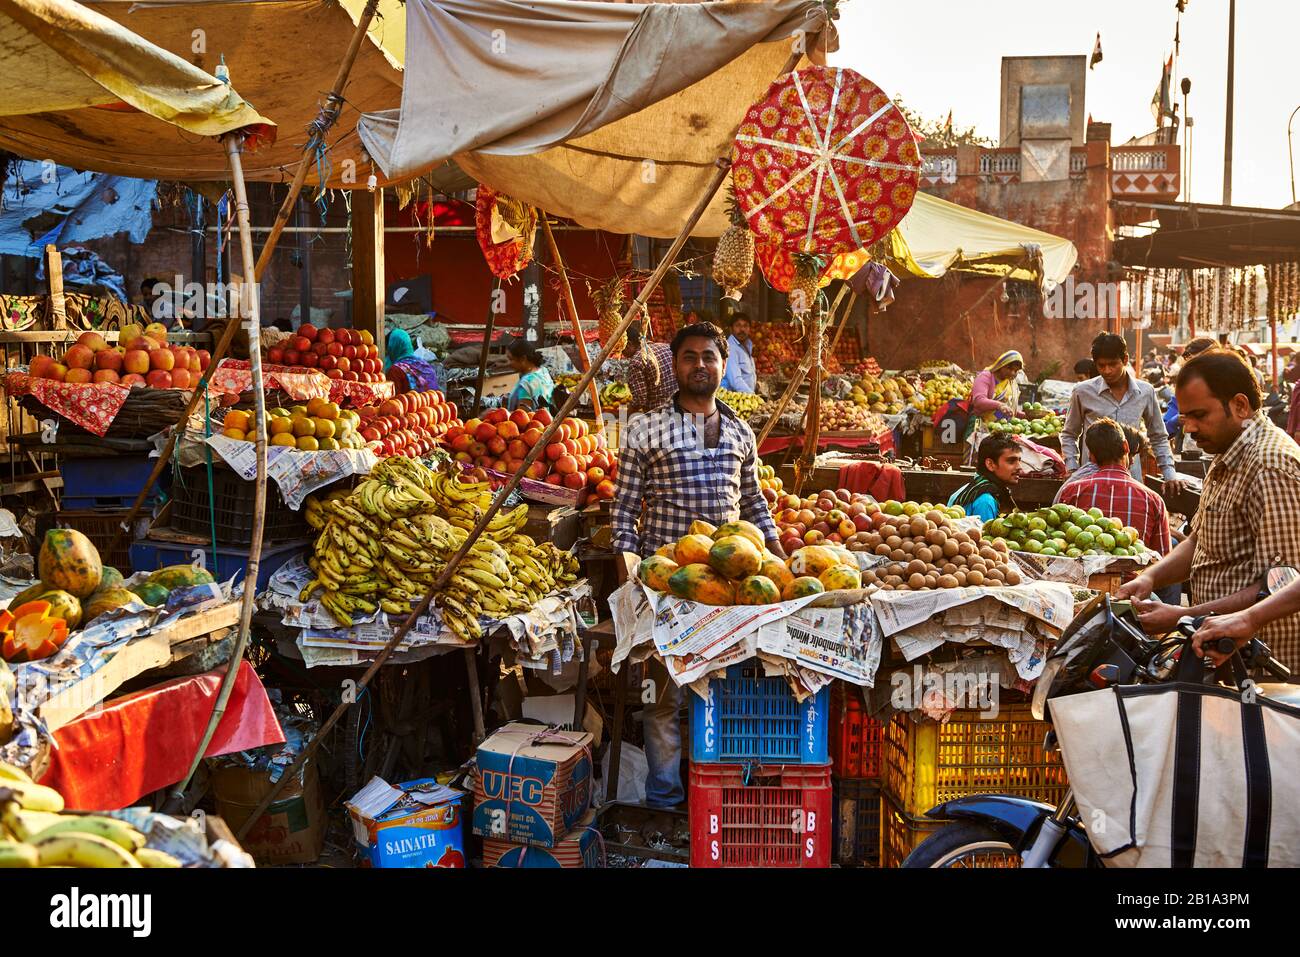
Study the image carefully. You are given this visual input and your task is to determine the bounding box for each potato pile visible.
[857,505,1023,591]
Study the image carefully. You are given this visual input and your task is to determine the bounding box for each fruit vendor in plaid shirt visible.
[1119,349,1300,671]
[611,320,783,809]
[622,320,677,413]
[1056,418,1172,557]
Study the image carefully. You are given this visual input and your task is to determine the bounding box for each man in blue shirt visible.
[948,434,1021,521]
[719,313,757,393]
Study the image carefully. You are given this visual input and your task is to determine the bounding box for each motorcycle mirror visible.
[1265,566,1299,595]
[1088,663,1121,688]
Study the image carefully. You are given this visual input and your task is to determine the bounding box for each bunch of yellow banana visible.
[0,761,180,868]
[303,487,350,531]
[300,456,584,638]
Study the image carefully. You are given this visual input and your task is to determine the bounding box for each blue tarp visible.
[1,161,156,254]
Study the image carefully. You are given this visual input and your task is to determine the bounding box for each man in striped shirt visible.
[1056,418,1172,556]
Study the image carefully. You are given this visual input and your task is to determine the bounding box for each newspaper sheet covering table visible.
[205,434,377,509]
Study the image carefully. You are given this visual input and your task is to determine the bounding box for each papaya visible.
[787,545,841,578]
[37,529,102,599]
[129,582,170,607]
[687,520,716,538]
[0,601,69,663]
[83,587,138,624]
[637,556,679,593]
[708,535,762,580]
[147,564,215,591]
[97,566,123,592]
[712,520,765,551]
[673,534,714,567]
[781,576,825,601]
[32,590,82,630]
[736,575,781,606]
[759,558,794,593]
[654,543,677,562]
[7,581,53,609]
[667,564,735,606]
[819,564,863,591]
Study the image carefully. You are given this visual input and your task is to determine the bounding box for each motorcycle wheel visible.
[901,822,1022,868]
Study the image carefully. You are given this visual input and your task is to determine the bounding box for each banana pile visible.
[0,761,180,868]
[718,389,762,415]
[303,457,580,641]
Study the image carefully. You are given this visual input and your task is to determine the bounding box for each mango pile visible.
[983,505,1148,559]
[914,375,970,415]
[849,373,913,414]
[637,520,863,607]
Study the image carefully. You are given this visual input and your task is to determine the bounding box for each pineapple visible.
[591,276,626,354]
[712,187,755,302]
[788,252,825,319]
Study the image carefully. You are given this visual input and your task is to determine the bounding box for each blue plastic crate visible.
[128,537,308,591]
[689,660,829,764]
[60,456,163,509]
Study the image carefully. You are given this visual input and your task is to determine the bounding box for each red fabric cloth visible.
[6,375,129,436]
[38,661,282,810]
[836,460,905,502]
[758,431,895,457]
[1055,465,1172,554]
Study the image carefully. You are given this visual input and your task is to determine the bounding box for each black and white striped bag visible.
[1051,678,1300,867]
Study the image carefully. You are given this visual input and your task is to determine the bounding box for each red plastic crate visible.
[830,684,884,780]
[688,762,831,868]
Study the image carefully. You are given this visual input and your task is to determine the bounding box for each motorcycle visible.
[902,567,1300,868]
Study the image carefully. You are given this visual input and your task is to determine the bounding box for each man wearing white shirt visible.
[719,313,757,393]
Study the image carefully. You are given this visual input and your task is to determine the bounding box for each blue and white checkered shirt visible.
[611,394,780,558]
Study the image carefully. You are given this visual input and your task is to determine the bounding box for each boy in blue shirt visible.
[948,434,1021,522]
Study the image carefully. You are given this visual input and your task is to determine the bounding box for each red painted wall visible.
[383,199,627,331]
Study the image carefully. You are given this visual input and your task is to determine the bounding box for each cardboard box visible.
[482,812,601,868]
[472,722,593,848]
[211,761,325,865]
[345,776,466,868]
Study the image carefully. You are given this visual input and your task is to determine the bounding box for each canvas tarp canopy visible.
[0,0,273,152]
[358,0,833,237]
[0,0,406,184]
[890,190,1077,286]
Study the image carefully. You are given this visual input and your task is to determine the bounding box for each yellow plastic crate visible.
[882,702,1069,818]
[879,793,1022,868]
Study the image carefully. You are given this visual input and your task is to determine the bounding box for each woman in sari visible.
[505,339,554,412]
[968,349,1023,423]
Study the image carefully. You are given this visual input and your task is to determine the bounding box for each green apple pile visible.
[982,504,1147,559]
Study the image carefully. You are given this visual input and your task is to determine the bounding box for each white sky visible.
[830,0,1300,209]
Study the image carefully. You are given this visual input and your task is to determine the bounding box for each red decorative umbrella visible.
[475,186,537,280]
[731,65,921,256]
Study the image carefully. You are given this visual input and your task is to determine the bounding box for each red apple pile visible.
[266,325,384,382]
[357,389,461,458]
[771,487,879,553]
[442,409,618,504]
[27,323,210,390]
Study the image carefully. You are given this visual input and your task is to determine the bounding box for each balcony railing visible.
[916,143,1178,197]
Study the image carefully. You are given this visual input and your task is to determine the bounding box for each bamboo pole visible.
[234,43,811,839]
[541,217,604,426]
[112,0,382,550]
[253,0,383,282]
[471,278,502,417]
[755,285,850,447]
[793,303,824,497]
[163,133,269,811]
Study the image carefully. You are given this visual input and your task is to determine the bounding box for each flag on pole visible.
[1151,54,1173,123]
[1090,33,1103,69]
[943,109,953,135]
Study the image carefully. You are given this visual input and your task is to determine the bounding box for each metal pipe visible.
[1223,0,1236,205]
[1288,104,1299,207]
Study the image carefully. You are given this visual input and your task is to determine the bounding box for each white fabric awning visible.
[357,0,833,237]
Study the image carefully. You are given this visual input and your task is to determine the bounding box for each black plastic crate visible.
[832,778,881,867]
[168,464,306,546]
[37,509,146,575]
